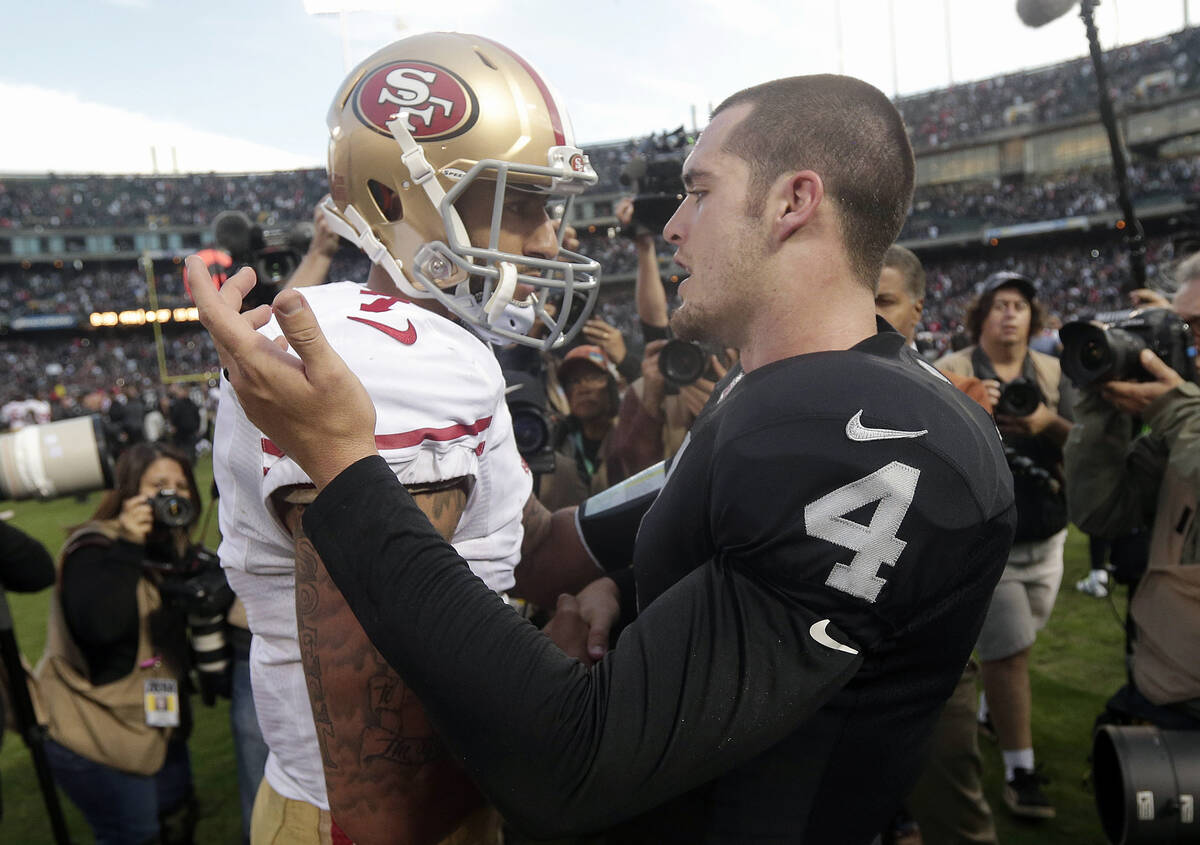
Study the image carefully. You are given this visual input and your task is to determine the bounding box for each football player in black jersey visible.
[193,74,1016,844]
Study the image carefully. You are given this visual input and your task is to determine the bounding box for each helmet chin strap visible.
[386,116,472,250]
[318,196,424,299]
[484,261,519,326]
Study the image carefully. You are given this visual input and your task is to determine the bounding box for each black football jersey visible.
[616,327,1016,842]
[307,324,1016,844]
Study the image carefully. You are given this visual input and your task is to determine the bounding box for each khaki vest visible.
[33,521,178,775]
[1132,451,1200,705]
[935,345,1064,412]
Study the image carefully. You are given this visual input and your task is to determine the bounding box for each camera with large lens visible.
[149,489,195,529]
[1060,307,1197,387]
[658,339,724,389]
[0,415,115,501]
[502,369,556,476]
[619,127,692,236]
[995,377,1043,418]
[154,547,234,705]
[213,210,313,308]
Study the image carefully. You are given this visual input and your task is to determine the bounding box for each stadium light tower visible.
[303,0,407,72]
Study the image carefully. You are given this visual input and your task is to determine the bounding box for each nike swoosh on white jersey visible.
[809,619,859,655]
[845,410,927,442]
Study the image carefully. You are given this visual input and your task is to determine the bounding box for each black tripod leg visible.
[0,591,73,845]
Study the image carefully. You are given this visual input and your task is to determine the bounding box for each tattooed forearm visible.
[279,484,483,843]
[291,510,339,769]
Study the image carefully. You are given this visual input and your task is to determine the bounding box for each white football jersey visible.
[214,281,531,809]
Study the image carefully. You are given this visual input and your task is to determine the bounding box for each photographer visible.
[539,345,620,510]
[936,272,1074,820]
[1065,258,1200,720]
[607,196,730,479]
[35,442,214,845]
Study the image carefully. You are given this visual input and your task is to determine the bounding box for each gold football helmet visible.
[321,31,600,349]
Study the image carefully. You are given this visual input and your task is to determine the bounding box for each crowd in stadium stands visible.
[901,153,1200,240]
[1,329,218,411]
[895,25,1200,149]
[0,169,328,230]
[0,264,191,321]
[2,26,1196,233]
[2,232,1182,418]
[2,24,1198,421]
[5,146,1195,311]
[919,236,1179,337]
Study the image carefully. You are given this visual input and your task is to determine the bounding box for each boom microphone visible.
[1016,0,1079,27]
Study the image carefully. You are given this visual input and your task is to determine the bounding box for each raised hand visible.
[187,255,378,490]
[1100,349,1185,415]
[117,495,154,545]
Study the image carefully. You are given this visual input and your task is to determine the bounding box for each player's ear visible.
[775,170,823,241]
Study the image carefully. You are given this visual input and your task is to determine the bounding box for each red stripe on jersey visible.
[477,36,566,146]
[358,288,410,304]
[263,419,492,467]
[374,416,492,450]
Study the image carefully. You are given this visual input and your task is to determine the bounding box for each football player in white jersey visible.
[211,32,604,845]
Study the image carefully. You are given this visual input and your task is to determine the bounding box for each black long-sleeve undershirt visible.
[60,538,143,685]
[0,521,55,594]
[304,455,863,839]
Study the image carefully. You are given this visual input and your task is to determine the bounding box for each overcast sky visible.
[1,0,1194,174]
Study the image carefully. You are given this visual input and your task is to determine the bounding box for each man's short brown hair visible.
[881,244,925,301]
[713,75,915,290]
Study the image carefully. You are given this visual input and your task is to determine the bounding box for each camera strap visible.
[969,347,1038,389]
[970,347,1047,406]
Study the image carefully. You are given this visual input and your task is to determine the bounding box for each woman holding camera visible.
[36,442,203,845]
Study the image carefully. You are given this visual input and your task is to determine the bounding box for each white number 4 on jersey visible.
[804,462,920,602]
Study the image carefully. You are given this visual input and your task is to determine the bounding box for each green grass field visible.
[0,455,1129,844]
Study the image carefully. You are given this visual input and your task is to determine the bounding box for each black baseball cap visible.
[981,271,1037,301]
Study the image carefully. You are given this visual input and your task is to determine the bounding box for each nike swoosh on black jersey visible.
[809,619,859,655]
[347,315,417,345]
[845,410,927,442]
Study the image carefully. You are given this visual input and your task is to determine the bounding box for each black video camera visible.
[995,377,1043,418]
[1060,307,1196,386]
[502,369,557,476]
[213,210,314,308]
[619,127,692,236]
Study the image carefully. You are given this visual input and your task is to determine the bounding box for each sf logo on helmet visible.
[354,61,479,141]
